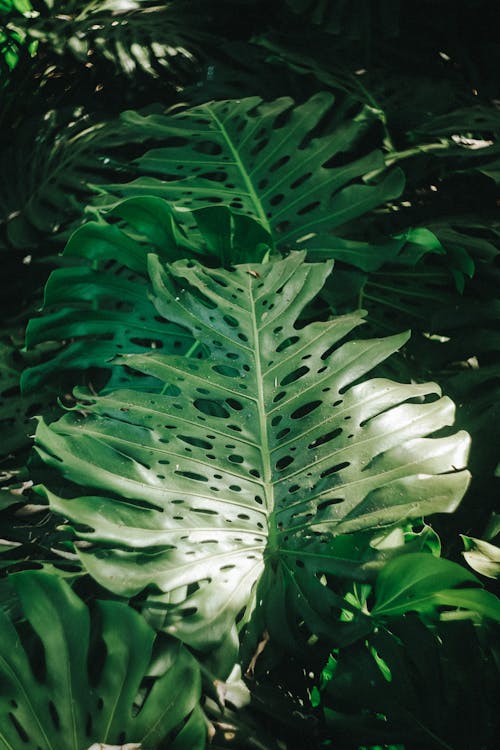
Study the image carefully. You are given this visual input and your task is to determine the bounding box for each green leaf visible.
[33,253,470,653]
[371,552,500,621]
[99,93,404,246]
[0,571,204,750]
[22,198,201,394]
[13,0,209,82]
[323,617,500,749]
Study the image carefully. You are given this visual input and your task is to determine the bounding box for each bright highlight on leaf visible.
[34,251,471,652]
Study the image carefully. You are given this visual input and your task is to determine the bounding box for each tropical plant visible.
[0,571,204,750]
[1,2,500,748]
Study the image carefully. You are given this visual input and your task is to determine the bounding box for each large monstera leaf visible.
[0,571,205,750]
[99,93,404,248]
[34,253,470,652]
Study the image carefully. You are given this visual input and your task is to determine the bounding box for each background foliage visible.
[1,1,499,748]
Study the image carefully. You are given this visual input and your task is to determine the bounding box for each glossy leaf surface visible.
[34,253,470,651]
[371,552,500,621]
[101,93,404,246]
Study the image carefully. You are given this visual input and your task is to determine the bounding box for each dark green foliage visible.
[1,2,500,749]
[0,571,205,749]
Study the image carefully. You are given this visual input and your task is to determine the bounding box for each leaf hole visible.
[48,701,60,730]
[175,470,208,482]
[317,498,343,510]
[226,398,243,410]
[290,172,312,189]
[194,399,230,418]
[276,427,291,439]
[179,435,213,450]
[291,400,322,420]
[297,201,320,216]
[270,193,285,206]
[276,455,294,471]
[276,335,299,352]
[8,713,29,742]
[320,462,350,478]
[308,428,342,449]
[281,365,309,386]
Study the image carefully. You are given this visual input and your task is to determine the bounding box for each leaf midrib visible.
[207,104,271,231]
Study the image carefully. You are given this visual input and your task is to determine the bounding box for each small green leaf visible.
[371,552,500,620]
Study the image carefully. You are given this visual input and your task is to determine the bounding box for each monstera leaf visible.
[99,92,404,248]
[22,198,273,393]
[0,571,205,750]
[33,252,470,653]
[6,0,209,83]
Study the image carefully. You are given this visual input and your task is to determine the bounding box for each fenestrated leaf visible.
[21,198,198,394]
[34,253,470,652]
[22,198,274,393]
[0,571,205,750]
[98,93,404,247]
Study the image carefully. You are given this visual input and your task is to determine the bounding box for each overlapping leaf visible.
[0,571,205,750]
[22,198,273,393]
[322,618,500,749]
[98,93,404,246]
[33,252,470,653]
